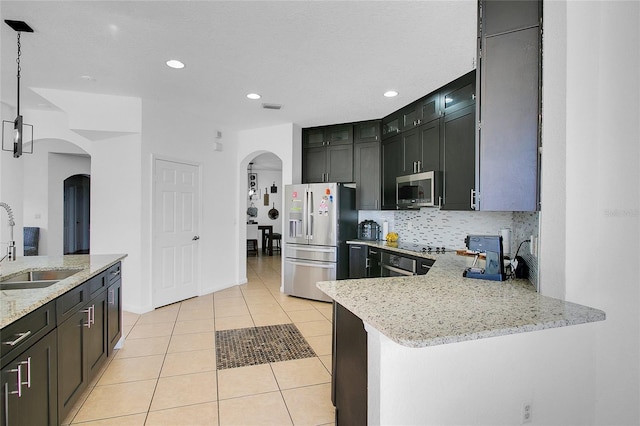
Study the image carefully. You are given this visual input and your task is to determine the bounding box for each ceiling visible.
[0,1,477,133]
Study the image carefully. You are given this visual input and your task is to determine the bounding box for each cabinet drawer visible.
[106,262,121,285]
[1,301,56,366]
[56,283,88,324]
[86,273,108,299]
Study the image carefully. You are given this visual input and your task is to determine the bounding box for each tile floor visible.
[63,254,335,426]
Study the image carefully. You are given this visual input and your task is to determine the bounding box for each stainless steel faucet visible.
[0,202,16,262]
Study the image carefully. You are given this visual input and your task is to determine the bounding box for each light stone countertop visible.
[317,251,605,348]
[0,254,127,329]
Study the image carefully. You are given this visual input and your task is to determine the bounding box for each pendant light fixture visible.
[2,20,34,158]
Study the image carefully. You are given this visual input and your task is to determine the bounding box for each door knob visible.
[192,236,200,241]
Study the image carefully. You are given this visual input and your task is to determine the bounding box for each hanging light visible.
[2,20,34,158]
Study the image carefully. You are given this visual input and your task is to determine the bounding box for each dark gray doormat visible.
[215,323,317,369]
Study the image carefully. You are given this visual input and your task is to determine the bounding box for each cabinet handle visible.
[20,357,31,390]
[365,258,370,268]
[110,270,121,277]
[417,160,422,172]
[470,189,477,210]
[3,331,31,347]
[9,364,22,397]
[82,307,92,328]
[91,305,95,326]
[108,288,115,305]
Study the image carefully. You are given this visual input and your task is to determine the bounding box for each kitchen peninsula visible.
[318,250,606,425]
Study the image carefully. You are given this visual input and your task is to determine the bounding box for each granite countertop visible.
[0,254,127,329]
[317,252,605,348]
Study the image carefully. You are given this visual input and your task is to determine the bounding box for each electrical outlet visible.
[522,403,532,424]
[530,235,538,257]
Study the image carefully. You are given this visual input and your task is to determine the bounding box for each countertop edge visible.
[1,254,128,329]
[317,253,606,349]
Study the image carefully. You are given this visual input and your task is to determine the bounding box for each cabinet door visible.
[1,330,58,426]
[381,135,403,209]
[303,147,327,183]
[303,128,326,148]
[107,280,122,356]
[367,247,381,278]
[326,124,353,146]
[442,105,476,210]
[86,291,107,380]
[57,309,89,421]
[348,245,367,279]
[402,127,421,174]
[354,140,381,210]
[442,71,476,115]
[403,94,440,130]
[419,118,441,173]
[333,302,367,426]
[326,144,353,183]
[354,121,380,144]
[481,0,540,37]
[382,112,401,139]
[479,25,540,211]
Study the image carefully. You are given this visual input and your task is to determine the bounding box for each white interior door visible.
[152,159,200,308]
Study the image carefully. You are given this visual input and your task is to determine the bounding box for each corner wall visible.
[541,1,640,424]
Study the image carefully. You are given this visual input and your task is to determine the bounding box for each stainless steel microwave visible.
[396,171,441,208]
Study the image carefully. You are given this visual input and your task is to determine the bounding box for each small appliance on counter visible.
[358,220,380,241]
[462,235,505,281]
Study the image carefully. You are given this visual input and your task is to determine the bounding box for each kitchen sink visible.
[0,268,81,290]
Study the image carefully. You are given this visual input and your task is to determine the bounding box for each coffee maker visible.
[462,235,505,281]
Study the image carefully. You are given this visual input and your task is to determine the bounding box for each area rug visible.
[215,323,317,369]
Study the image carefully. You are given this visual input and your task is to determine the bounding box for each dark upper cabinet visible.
[401,93,441,131]
[381,134,403,210]
[420,118,441,174]
[441,105,476,211]
[442,72,476,115]
[354,121,381,210]
[481,0,541,37]
[382,111,401,140]
[304,124,353,148]
[303,125,354,183]
[477,0,541,211]
[354,120,380,143]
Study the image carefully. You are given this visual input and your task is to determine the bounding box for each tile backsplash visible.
[358,209,540,289]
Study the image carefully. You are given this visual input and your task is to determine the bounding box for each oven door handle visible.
[381,264,415,276]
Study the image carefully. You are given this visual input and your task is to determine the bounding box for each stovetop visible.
[394,242,448,255]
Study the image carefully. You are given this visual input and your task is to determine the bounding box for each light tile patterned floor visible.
[63,254,335,426]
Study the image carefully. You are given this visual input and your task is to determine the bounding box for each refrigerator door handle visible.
[308,189,314,241]
[285,260,336,269]
[289,245,336,253]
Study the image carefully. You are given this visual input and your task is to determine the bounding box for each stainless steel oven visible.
[380,251,417,276]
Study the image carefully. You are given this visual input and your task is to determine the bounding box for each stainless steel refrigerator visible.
[283,183,357,302]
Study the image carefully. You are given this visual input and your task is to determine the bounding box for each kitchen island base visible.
[366,322,599,425]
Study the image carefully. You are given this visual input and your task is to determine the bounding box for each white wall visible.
[369,323,597,425]
[541,1,640,424]
[140,99,239,309]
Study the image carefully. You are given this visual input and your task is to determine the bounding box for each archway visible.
[242,152,283,262]
[63,174,90,254]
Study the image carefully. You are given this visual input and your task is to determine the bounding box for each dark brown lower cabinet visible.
[57,288,108,422]
[332,302,367,426]
[0,330,58,426]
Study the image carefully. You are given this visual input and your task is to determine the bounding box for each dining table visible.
[257,225,273,256]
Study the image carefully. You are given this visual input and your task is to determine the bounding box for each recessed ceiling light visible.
[166,59,185,69]
[80,75,96,82]
[247,93,261,100]
[384,90,399,98]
